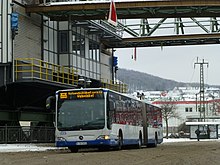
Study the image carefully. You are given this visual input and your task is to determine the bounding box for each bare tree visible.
[159,100,180,139]
[210,99,220,116]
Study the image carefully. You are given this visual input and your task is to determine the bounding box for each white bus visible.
[53,88,163,152]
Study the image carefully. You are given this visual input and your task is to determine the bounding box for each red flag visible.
[108,0,117,26]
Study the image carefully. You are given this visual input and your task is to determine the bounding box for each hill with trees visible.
[117,68,201,93]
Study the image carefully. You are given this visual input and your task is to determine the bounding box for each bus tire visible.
[147,133,158,148]
[118,130,123,150]
[152,132,158,147]
[137,132,142,149]
[68,147,78,153]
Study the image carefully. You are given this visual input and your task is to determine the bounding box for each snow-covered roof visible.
[186,121,220,125]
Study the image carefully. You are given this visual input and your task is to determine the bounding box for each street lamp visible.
[78,77,91,88]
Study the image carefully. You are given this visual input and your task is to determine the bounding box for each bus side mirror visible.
[46,96,55,111]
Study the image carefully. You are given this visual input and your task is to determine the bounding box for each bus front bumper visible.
[56,139,118,148]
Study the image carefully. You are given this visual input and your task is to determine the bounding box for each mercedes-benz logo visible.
[79,136,83,140]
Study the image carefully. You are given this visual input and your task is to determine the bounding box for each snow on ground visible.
[0,144,58,153]
[0,138,220,153]
[163,138,220,143]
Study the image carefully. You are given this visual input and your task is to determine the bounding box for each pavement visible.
[0,138,219,152]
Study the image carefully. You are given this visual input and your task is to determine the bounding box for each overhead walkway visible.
[25,0,220,48]
[104,33,220,48]
[26,0,220,20]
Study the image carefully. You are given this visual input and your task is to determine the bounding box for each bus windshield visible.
[57,98,105,131]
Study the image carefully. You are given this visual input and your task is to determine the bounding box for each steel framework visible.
[24,0,220,48]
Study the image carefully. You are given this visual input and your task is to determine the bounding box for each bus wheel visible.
[137,133,142,149]
[118,131,123,150]
[152,133,158,147]
[68,147,78,153]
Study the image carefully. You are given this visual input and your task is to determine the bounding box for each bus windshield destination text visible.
[59,91,103,99]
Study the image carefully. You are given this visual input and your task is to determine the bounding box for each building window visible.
[185,107,193,112]
[72,32,85,57]
[71,24,101,79]
[59,31,69,53]
[43,18,58,65]
[89,36,99,61]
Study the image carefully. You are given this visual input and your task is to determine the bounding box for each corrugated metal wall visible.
[0,0,13,63]
[100,52,112,81]
[14,5,41,59]
[43,16,58,65]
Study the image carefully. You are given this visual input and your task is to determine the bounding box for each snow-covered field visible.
[163,138,220,143]
[0,138,219,152]
[0,143,58,153]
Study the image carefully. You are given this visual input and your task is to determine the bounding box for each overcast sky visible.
[116,44,220,86]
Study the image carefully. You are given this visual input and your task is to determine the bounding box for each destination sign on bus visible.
[59,90,103,100]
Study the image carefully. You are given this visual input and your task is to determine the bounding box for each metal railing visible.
[15,58,127,93]
[101,79,127,93]
[0,126,55,144]
[15,58,78,86]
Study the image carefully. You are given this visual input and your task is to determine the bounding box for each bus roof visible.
[56,88,161,109]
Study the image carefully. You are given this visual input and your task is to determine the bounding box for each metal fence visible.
[0,126,55,144]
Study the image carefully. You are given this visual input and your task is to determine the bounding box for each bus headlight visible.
[57,137,66,141]
[96,135,110,140]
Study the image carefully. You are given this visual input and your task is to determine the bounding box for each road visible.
[0,140,219,165]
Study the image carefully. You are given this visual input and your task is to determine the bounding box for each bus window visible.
[57,99,105,131]
[109,100,116,111]
[108,100,116,129]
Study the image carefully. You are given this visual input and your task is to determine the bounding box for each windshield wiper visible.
[86,118,105,125]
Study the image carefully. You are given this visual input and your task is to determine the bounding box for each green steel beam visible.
[102,33,220,48]
[24,0,220,48]
[25,0,220,20]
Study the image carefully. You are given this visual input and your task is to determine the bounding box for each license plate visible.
[76,142,87,145]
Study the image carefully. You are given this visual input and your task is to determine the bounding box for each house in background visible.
[135,87,220,134]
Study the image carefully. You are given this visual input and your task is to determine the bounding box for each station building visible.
[0,0,126,128]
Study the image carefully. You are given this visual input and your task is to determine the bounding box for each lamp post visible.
[78,77,91,88]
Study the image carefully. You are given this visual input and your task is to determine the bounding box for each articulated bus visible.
[54,88,163,152]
